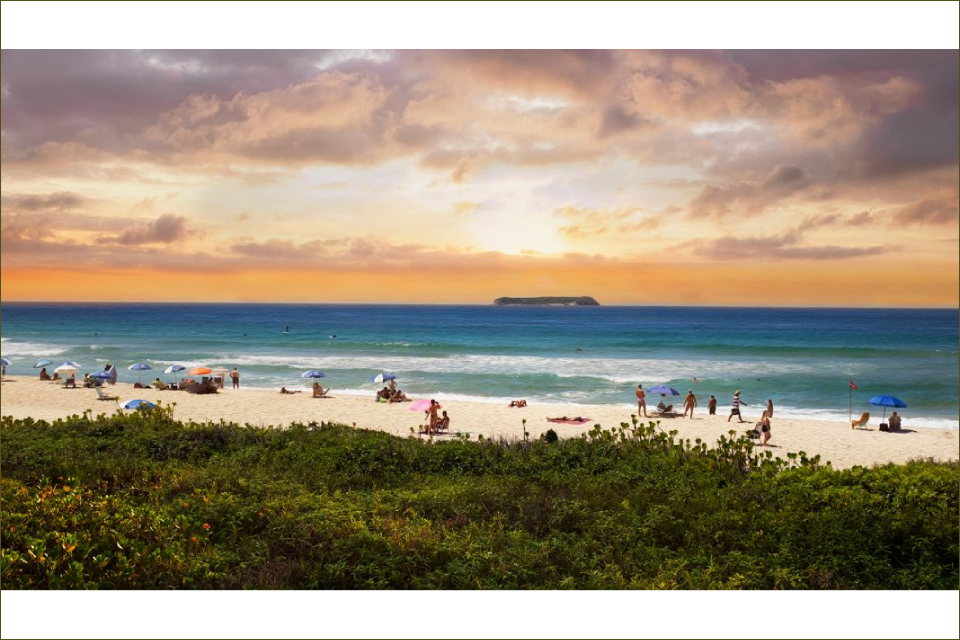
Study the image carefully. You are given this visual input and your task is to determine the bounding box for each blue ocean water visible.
[1,303,957,428]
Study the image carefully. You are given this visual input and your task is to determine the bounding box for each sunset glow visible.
[2,50,957,305]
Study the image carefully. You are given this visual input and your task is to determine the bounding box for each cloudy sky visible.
[1,49,957,305]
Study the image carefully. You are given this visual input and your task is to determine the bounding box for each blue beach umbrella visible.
[128,362,152,385]
[371,372,396,384]
[0,357,10,367]
[868,394,907,421]
[121,399,156,410]
[90,370,112,380]
[163,364,186,374]
[647,384,680,396]
[34,359,53,369]
[302,370,327,379]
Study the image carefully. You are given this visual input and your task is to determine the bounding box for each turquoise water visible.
[1,303,957,428]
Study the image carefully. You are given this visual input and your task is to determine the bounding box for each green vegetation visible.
[2,406,957,589]
[493,296,600,306]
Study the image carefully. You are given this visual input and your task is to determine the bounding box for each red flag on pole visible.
[849,379,858,389]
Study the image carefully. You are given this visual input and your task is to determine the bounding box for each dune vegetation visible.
[2,405,957,589]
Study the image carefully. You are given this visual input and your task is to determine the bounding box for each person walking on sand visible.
[230,367,240,389]
[683,390,697,418]
[635,384,649,418]
[708,395,717,415]
[766,398,774,419]
[727,390,746,423]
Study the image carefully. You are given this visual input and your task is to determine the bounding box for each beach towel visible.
[546,417,591,425]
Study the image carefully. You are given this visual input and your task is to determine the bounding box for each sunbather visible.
[153,378,169,390]
[389,389,409,403]
[657,401,674,414]
[508,399,528,407]
[39,367,51,380]
[280,386,301,394]
[436,410,450,431]
[312,382,330,397]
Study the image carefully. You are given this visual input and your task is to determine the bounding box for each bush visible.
[2,408,957,589]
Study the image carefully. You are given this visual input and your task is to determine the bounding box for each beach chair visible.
[851,412,870,429]
[95,386,118,401]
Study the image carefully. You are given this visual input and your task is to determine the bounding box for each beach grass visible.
[2,406,957,589]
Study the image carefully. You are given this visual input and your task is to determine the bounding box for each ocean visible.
[1,303,957,429]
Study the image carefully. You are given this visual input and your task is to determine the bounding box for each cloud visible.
[681,216,890,261]
[686,231,889,261]
[598,105,648,138]
[893,196,959,225]
[100,214,192,245]
[555,205,653,238]
[687,164,810,217]
[1,191,85,212]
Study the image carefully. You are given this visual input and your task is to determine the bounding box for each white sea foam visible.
[213,352,817,382]
[0,340,68,357]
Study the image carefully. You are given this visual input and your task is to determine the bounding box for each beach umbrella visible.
[33,359,53,369]
[120,399,156,410]
[188,367,212,376]
[302,370,327,379]
[409,399,432,411]
[0,357,10,367]
[54,363,79,376]
[647,384,680,396]
[128,362,152,385]
[164,364,186,384]
[868,394,907,421]
[371,372,396,384]
[90,370,112,379]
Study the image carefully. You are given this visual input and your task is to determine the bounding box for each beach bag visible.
[747,428,760,439]
[879,423,889,432]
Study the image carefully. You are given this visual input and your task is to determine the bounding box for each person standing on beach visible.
[426,399,441,434]
[683,390,697,418]
[635,384,648,418]
[230,367,240,389]
[727,390,746,423]
[708,395,717,415]
[766,398,774,419]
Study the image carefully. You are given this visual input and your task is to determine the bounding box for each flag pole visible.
[849,383,852,426]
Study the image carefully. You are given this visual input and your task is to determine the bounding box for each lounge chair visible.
[96,386,118,401]
[655,404,678,417]
[851,412,870,429]
[312,384,331,398]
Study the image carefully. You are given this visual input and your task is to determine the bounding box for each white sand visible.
[1,376,957,469]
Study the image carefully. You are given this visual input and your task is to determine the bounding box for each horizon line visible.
[1,300,958,311]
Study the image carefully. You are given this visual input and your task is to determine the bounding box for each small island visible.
[493,296,600,307]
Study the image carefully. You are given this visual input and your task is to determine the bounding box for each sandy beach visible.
[1,375,956,469]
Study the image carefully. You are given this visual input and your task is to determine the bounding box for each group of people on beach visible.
[375,378,410,403]
[636,384,776,445]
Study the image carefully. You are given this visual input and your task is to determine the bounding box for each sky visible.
[2,48,958,305]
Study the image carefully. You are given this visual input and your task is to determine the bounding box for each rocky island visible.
[493,296,600,307]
